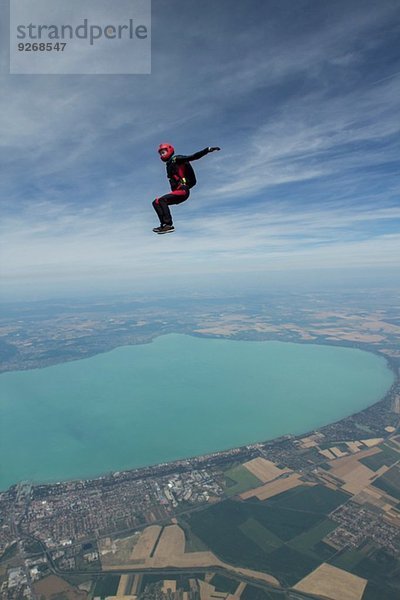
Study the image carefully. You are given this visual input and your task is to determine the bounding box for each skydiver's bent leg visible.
[152,186,190,226]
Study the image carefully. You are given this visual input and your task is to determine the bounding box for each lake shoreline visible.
[1,334,397,492]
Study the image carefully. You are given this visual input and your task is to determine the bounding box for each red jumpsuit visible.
[152,148,210,226]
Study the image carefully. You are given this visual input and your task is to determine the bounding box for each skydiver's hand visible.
[208,146,221,152]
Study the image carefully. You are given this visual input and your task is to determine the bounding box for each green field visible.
[210,574,239,594]
[186,485,353,586]
[363,580,400,600]
[93,575,119,598]
[62,572,95,588]
[360,444,400,471]
[23,539,43,555]
[312,540,339,561]
[288,518,337,557]
[253,505,322,541]
[224,465,262,496]
[241,584,284,600]
[239,517,283,553]
[264,484,349,514]
[180,518,209,552]
[188,501,280,573]
[351,549,400,596]
[329,548,366,570]
[191,497,326,543]
[187,499,321,584]
[371,464,400,500]
[0,542,18,564]
[258,546,319,587]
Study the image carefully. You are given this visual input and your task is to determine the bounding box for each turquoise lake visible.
[0,334,395,490]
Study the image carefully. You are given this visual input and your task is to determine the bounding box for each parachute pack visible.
[170,156,197,189]
[180,161,197,188]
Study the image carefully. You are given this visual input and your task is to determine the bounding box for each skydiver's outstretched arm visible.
[173,147,221,164]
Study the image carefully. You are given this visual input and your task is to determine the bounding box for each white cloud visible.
[1,196,399,289]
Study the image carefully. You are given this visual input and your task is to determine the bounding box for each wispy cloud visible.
[1,194,399,286]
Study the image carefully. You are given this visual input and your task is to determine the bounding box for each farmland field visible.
[288,519,337,556]
[239,517,283,553]
[93,575,119,599]
[371,464,400,500]
[187,499,321,582]
[259,546,319,586]
[294,563,367,600]
[210,574,239,594]
[264,484,349,514]
[33,575,87,600]
[350,549,400,598]
[241,584,284,600]
[329,549,365,571]
[244,503,326,541]
[224,465,262,496]
[359,444,399,471]
[363,580,400,600]
[352,549,400,582]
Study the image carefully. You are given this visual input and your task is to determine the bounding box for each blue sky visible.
[1,0,400,299]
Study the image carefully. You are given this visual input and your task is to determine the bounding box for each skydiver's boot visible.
[153,224,175,234]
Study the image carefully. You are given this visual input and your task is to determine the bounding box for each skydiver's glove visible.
[208,146,221,152]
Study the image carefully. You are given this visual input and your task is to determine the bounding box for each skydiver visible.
[152,143,221,234]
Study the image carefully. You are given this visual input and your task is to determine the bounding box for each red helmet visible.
[158,143,174,161]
